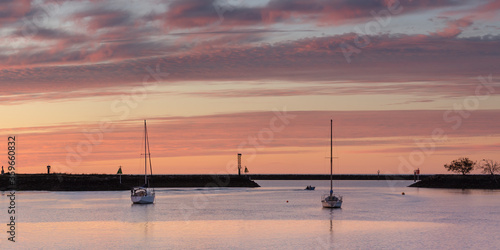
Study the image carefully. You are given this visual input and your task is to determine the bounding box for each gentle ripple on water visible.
[2,180,499,249]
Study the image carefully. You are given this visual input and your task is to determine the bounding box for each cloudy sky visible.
[1,0,499,175]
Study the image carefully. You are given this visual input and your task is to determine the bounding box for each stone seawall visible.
[409,175,500,189]
[0,174,260,191]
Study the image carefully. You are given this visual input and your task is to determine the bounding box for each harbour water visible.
[3,180,499,249]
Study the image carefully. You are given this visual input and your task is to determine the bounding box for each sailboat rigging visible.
[131,120,155,204]
[321,119,343,208]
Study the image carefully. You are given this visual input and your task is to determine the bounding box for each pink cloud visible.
[71,9,132,32]
[1,32,499,100]
[444,0,500,20]
[1,0,499,103]
[431,17,473,38]
[157,0,471,29]
[186,80,497,99]
[0,0,31,25]
[9,110,500,173]
[474,0,500,16]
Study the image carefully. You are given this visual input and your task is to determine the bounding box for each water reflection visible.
[8,181,500,249]
[316,208,336,249]
[130,203,155,238]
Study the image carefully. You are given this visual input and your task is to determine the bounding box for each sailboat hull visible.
[321,199,342,208]
[131,195,155,204]
[131,188,155,204]
[322,194,342,208]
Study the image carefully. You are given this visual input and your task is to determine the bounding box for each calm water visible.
[2,180,499,249]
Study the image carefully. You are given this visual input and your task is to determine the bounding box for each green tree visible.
[444,157,475,175]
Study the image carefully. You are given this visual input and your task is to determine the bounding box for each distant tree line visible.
[444,157,500,177]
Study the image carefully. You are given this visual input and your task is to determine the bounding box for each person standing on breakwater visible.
[1,166,4,175]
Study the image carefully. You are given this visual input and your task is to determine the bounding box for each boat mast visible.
[330,119,333,196]
[144,120,147,186]
[146,121,153,184]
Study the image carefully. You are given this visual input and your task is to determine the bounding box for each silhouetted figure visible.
[47,165,51,174]
[1,166,4,175]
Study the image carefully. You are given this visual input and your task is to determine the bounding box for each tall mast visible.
[147,121,153,184]
[144,120,147,186]
[330,119,333,196]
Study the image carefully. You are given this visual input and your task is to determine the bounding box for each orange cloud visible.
[9,110,500,174]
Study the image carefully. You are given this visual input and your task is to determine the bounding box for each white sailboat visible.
[322,119,343,208]
[131,120,155,204]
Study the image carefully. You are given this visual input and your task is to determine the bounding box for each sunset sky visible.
[1,0,499,175]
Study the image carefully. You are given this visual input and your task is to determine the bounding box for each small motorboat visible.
[305,185,315,190]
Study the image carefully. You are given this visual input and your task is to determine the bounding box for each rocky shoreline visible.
[248,174,430,180]
[6,173,496,191]
[0,174,260,191]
